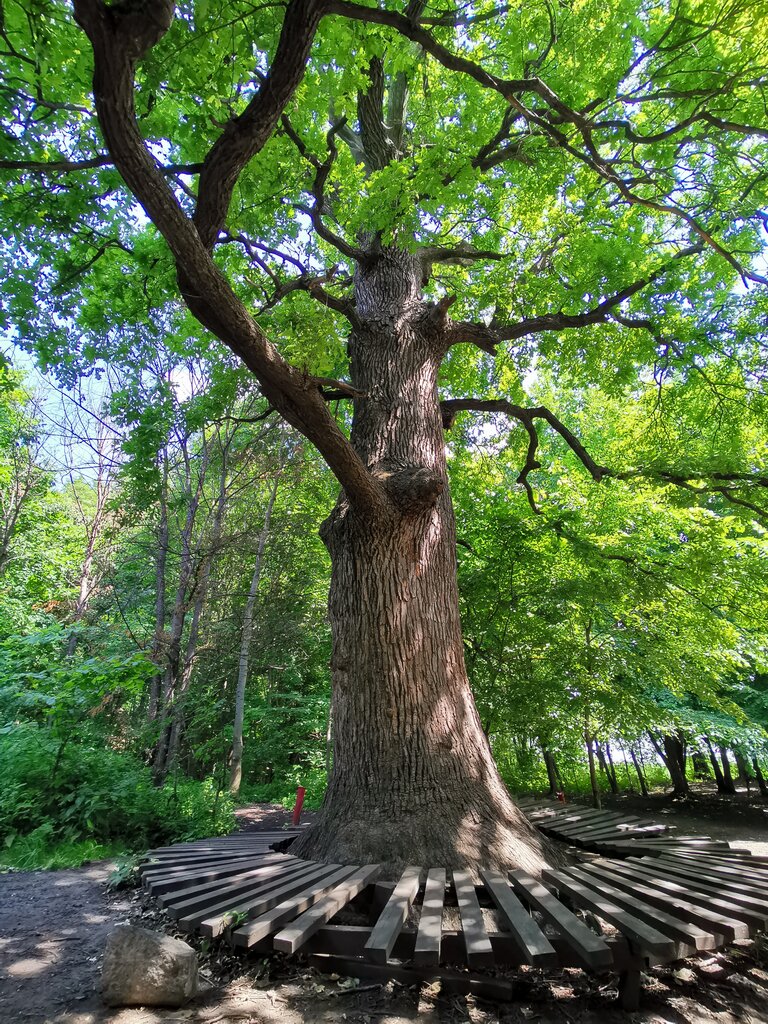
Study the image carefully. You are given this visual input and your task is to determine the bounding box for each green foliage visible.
[106,853,142,890]
[0,725,235,869]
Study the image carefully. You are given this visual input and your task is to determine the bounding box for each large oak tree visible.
[2,0,767,872]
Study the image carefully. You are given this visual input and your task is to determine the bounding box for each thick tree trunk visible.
[719,746,737,794]
[585,725,601,809]
[734,750,751,792]
[605,742,620,793]
[648,732,689,797]
[692,750,710,780]
[663,733,689,797]
[291,246,550,875]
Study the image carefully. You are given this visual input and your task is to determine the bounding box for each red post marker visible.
[556,790,566,803]
[292,786,306,825]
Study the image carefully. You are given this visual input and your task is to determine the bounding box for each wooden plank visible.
[144,832,298,854]
[273,864,382,954]
[509,870,613,969]
[573,823,657,842]
[453,871,495,969]
[413,868,446,967]
[543,870,679,959]
[481,869,557,968]
[557,814,646,836]
[163,860,312,918]
[364,866,421,965]
[143,838,290,855]
[580,860,749,940]
[303,923,638,970]
[654,854,768,890]
[630,857,768,905]
[625,859,768,925]
[542,810,620,832]
[145,855,288,895]
[154,858,290,901]
[308,953,522,1002]
[139,850,272,874]
[558,865,720,950]
[610,839,726,852]
[231,865,359,948]
[197,862,343,938]
[174,862,323,932]
[565,820,652,842]
[653,850,768,875]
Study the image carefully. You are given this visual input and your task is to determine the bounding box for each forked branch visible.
[447,245,703,355]
[442,398,768,520]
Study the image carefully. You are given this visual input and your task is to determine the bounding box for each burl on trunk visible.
[292,245,550,875]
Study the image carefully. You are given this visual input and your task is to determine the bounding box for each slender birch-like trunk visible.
[229,472,280,794]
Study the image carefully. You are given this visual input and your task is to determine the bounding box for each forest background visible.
[0,0,767,871]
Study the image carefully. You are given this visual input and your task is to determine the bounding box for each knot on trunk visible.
[375,465,445,511]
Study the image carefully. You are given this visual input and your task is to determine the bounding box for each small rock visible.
[101,925,198,1007]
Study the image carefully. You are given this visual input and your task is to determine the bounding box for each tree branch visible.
[193,0,327,250]
[443,398,768,521]
[327,0,768,286]
[72,0,389,521]
[447,245,703,354]
[0,155,202,175]
[288,118,368,263]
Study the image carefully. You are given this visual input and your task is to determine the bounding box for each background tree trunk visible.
[752,757,768,798]
[229,471,280,795]
[648,732,689,797]
[585,720,601,809]
[629,745,649,797]
[541,742,562,797]
[719,746,737,794]
[705,736,728,792]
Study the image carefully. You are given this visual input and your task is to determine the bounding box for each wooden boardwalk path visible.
[139,805,768,1008]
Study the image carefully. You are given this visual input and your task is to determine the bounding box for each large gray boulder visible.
[101,925,199,1007]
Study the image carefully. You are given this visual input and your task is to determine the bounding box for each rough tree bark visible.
[290,247,550,873]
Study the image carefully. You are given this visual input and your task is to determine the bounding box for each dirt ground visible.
[3,801,768,1024]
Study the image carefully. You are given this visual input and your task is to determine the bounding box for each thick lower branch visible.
[73,0,388,521]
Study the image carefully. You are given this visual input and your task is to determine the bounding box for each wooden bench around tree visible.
[138,809,768,1010]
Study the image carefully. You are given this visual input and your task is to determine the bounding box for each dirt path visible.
[2,804,768,1024]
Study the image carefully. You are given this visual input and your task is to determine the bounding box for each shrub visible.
[0,725,235,869]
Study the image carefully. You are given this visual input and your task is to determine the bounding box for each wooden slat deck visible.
[139,808,768,1011]
[520,799,728,857]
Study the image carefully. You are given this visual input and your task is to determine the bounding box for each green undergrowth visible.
[0,724,236,871]
[496,741,673,799]
[238,760,328,810]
